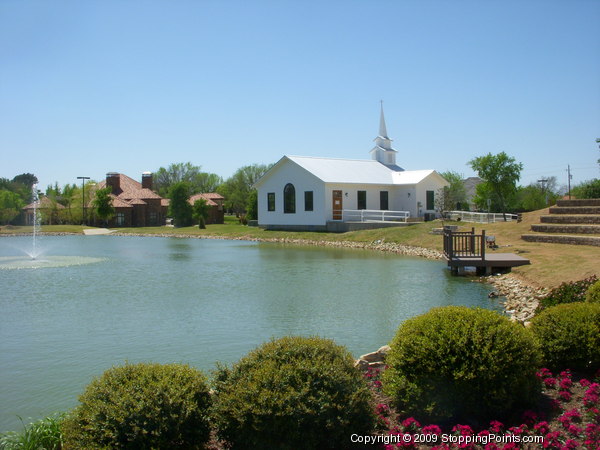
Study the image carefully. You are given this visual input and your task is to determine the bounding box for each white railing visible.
[446,211,519,223]
[342,209,410,222]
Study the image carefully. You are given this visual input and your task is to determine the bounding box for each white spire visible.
[370,102,402,170]
[379,100,388,138]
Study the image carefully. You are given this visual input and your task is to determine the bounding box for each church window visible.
[357,191,367,210]
[284,184,296,214]
[268,193,275,211]
[426,190,435,210]
[304,191,313,211]
[380,191,389,210]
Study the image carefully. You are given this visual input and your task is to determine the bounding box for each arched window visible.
[284,183,296,214]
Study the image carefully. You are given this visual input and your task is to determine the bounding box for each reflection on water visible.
[0,235,499,431]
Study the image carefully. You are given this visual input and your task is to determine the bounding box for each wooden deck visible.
[443,227,530,275]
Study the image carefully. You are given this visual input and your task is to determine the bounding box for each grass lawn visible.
[2,209,598,288]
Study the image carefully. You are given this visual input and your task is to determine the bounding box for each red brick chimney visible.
[142,172,153,190]
[106,172,120,194]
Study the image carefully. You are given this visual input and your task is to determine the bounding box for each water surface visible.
[0,235,499,431]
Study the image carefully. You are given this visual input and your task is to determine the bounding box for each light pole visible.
[77,176,90,225]
[538,178,548,205]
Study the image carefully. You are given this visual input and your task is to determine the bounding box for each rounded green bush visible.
[211,336,374,449]
[383,306,540,423]
[530,302,600,371]
[537,275,598,310]
[62,362,211,449]
[585,280,600,303]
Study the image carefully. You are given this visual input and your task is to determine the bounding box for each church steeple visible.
[379,102,388,138]
[370,102,402,170]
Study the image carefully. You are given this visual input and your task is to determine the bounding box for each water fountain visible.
[0,185,105,269]
[29,184,42,260]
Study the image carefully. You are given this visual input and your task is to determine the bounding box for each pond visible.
[0,235,500,431]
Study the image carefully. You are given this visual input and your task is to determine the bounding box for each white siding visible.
[257,161,326,226]
[325,184,395,220]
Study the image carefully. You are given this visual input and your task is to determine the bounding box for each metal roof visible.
[286,156,435,185]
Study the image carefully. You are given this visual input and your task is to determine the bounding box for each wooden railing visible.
[443,227,486,261]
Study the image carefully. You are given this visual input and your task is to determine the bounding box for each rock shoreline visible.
[479,274,549,323]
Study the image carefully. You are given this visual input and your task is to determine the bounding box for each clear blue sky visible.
[1,0,599,191]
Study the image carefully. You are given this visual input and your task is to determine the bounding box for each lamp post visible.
[538,178,548,205]
[77,176,90,225]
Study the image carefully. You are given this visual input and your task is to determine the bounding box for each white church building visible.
[255,106,448,231]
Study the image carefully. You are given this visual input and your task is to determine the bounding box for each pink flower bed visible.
[365,366,600,449]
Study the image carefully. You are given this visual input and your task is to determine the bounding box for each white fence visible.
[446,211,519,223]
[342,209,410,222]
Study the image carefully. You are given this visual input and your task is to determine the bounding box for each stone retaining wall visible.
[549,206,600,214]
[522,234,600,246]
[540,215,600,224]
[531,224,600,234]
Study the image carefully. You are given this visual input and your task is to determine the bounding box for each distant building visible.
[188,193,225,224]
[462,177,483,211]
[255,105,448,231]
[94,172,167,227]
[22,196,65,225]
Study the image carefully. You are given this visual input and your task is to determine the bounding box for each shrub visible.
[62,362,211,449]
[382,306,540,423]
[585,280,600,303]
[571,178,600,199]
[211,336,374,449]
[530,302,600,372]
[0,414,64,450]
[538,275,598,310]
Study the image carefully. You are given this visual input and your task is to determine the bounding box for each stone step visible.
[531,224,600,234]
[521,233,600,247]
[540,215,600,224]
[557,198,600,207]
[548,206,600,215]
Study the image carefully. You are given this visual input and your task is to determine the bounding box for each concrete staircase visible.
[521,199,600,247]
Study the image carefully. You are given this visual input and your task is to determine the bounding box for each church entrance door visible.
[332,190,343,220]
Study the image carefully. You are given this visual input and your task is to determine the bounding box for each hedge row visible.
[61,296,599,448]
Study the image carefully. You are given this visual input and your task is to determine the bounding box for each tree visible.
[192,198,210,229]
[572,179,600,199]
[0,190,24,224]
[154,162,223,197]
[469,152,523,220]
[193,172,223,194]
[512,176,560,212]
[168,182,193,227]
[439,171,468,210]
[246,189,258,220]
[218,164,272,215]
[92,187,115,226]
[12,173,38,188]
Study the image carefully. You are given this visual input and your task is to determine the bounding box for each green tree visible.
[92,187,115,226]
[246,189,258,221]
[12,173,38,188]
[193,172,223,193]
[513,177,560,212]
[154,162,223,197]
[192,197,210,229]
[168,182,193,227]
[469,152,523,220]
[0,190,24,224]
[218,163,272,215]
[572,179,600,199]
[439,171,468,210]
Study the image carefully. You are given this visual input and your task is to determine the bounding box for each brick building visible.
[94,172,167,227]
[188,193,225,224]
